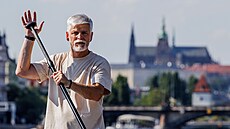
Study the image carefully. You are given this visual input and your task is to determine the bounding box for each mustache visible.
[74,40,87,44]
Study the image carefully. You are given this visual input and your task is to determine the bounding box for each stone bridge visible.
[103,106,230,129]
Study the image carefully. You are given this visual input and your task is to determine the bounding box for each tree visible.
[7,83,22,101]
[115,75,131,105]
[134,88,164,106]
[158,72,171,103]
[134,72,171,106]
[104,84,118,106]
[7,83,46,124]
[135,72,189,107]
[104,74,131,106]
[185,75,198,106]
[146,75,159,88]
[172,72,186,105]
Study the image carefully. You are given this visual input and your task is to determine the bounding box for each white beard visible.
[73,40,88,52]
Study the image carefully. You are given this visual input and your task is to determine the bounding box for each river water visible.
[182,122,230,129]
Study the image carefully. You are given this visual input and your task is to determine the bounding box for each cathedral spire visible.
[172,28,175,47]
[0,30,7,47]
[158,17,168,41]
[128,23,136,64]
[162,17,166,34]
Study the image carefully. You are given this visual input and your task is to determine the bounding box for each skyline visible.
[1,0,230,65]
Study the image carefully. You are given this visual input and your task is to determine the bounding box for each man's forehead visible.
[71,23,90,30]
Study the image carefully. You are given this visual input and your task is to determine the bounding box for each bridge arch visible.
[103,106,230,129]
[165,110,230,129]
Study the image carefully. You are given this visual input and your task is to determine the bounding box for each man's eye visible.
[72,32,79,35]
[71,32,79,35]
[82,31,88,35]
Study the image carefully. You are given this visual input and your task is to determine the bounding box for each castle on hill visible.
[111,19,222,89]
[128,19,216,68]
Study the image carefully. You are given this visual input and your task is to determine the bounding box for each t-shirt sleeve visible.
[32,58,50,83]
[92,59,112,92]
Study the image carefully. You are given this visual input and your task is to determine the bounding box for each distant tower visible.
[128,24,136,64]
[155,18,172,65]
[172,28,176,47]
[0,31,17,101]
[192,75,212,107]
[158,17,168,42]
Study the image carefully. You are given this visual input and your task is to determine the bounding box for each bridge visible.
[103,106,230,129]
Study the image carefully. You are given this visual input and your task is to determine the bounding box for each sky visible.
[1,0,230,65]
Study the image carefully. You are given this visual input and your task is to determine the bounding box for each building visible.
[111,19,216,89]
[0,32,42,101]
[0,32,31,124]
[0,32,18,124]
[0,32,17,101]
[128,18,215,68]
[192,75,212,106]
[192,75,230,107]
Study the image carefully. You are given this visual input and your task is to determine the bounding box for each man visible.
[16,10,112,129]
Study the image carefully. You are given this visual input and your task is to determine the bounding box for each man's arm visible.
[15,10,44,80]
[51,71,111,101]
[15,39,39,80]
[70,82,106,101]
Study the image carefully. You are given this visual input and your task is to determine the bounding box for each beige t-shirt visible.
[33,51,112,129]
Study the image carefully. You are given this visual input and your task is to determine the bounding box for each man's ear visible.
[90,32,93,42]
[66,32,69,41]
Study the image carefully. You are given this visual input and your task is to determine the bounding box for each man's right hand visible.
[15,10,44,81]
[21,10,44,37]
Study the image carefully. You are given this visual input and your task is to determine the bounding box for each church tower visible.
[155,18,173,65]
[0,32,16,101]
[192,75,212,106]
[128,24,136,64]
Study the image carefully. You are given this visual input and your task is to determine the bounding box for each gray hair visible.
[67,14,93,31]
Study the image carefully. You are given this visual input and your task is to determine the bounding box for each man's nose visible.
[76,33,84,39]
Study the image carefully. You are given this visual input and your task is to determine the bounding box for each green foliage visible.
[114,75,130,105]
[135,72,172,106]
[173,72,186,105]
[185,75,198,105]
[134,88,164,106]
[146,75,159,88]
[104,84,118,106]
[135,72,197,106]
[105,72,199,107]
[104,74,131,106]
[7,83,22,101]
[158,72,171,103]
[7,83,46,124]
[187,75,198,93]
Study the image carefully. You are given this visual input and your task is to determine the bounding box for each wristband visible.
[25,35,35,41]
[67,80,72,89]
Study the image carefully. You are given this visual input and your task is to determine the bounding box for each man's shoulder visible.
[53,52,68,57]
[51,52,68,65]
[90,52,109,64]
[52,52,68,59]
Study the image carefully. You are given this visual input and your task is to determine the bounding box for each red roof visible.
[193,75,211,93]
[185,64,230,74]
